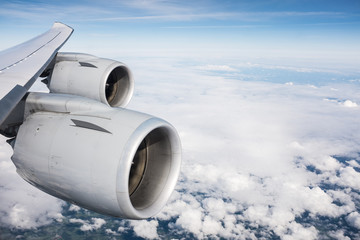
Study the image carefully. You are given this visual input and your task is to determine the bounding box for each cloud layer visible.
[1,56,360,239]
[127,57,360,239]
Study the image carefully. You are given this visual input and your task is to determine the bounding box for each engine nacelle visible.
[48,53,134,107]
[11,93,181,219]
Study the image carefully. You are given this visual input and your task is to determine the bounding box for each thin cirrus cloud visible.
[56,11,348,24]
[0,1,358,61]
[0,0,351,24]
[84,12,235,22]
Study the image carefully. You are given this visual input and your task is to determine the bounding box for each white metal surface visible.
[2,23,182,219]
[49,53,134,107]
[0,22,73,97]
[12,92,182,219]
[0,23,73,125]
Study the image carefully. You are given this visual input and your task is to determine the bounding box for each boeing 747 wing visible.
[0,22,73,126]
[0,23,181,219]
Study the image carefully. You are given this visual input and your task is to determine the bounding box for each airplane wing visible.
[0,22,73,126]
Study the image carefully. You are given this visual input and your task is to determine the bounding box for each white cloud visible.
[338,167,360,190]
[69,205,81,212]
[202,198,236,221]
[69,217,106,231]
[194,64,237,72]
[92,218,106,229]
[279,222,318,240]
[69,218,85,224]
[105,228,119,235]
[346,212,360,229]
[1,56,360,238]
[129,57,360,238]
[130,220,159,239]
[343,100,358,108]
[117,225,127,232]
[309,156,342,172]
[175,208,203,238]
[202,216,222,235]
[328,230,352,240]
[235,62,343,74]
[348,159,360,168]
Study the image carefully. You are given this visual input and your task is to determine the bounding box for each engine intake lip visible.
[116,118,181,219]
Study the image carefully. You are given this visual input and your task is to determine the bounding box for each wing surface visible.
[0,22,73,125]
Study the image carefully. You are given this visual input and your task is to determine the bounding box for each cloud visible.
[343,100,358,108]
[84,10,346,23]
[346,212,360,229]
[0,2,113,23]
[0,0,349,27]
[328,230,352,240]
[194,64,237,72]
[105,228,119,235]
[158,160,356,238]
[175,208,203,237]
[68,204,81,212]
[324,98,359,108]
[127,57,360,238]
[130,220,159,239]
[89,12,235,22]
[1,55,360,239]
[69,217,106,231]
[337,167,360,190]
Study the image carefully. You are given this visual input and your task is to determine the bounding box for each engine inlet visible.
[128,126,179,211]
[105,66,132,107]
[129,139,147,196]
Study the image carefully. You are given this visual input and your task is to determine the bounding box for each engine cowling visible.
[11,93,181,219]
[48,53,134,107]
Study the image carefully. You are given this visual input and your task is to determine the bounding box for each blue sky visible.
[0,0,359,70]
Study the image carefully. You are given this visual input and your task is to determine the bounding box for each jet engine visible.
[11,92,181,219]
[47,53,134,107]
[0,23,181,220]
[5,52,181,219]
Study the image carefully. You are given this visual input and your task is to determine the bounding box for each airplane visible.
[0,22,181,219]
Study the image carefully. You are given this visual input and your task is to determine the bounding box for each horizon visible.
[0,0,359,72]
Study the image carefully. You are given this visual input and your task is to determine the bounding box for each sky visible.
[0,0,359,68]
[1,0,360,239]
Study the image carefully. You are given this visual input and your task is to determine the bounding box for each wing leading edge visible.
[0,22,73,126]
